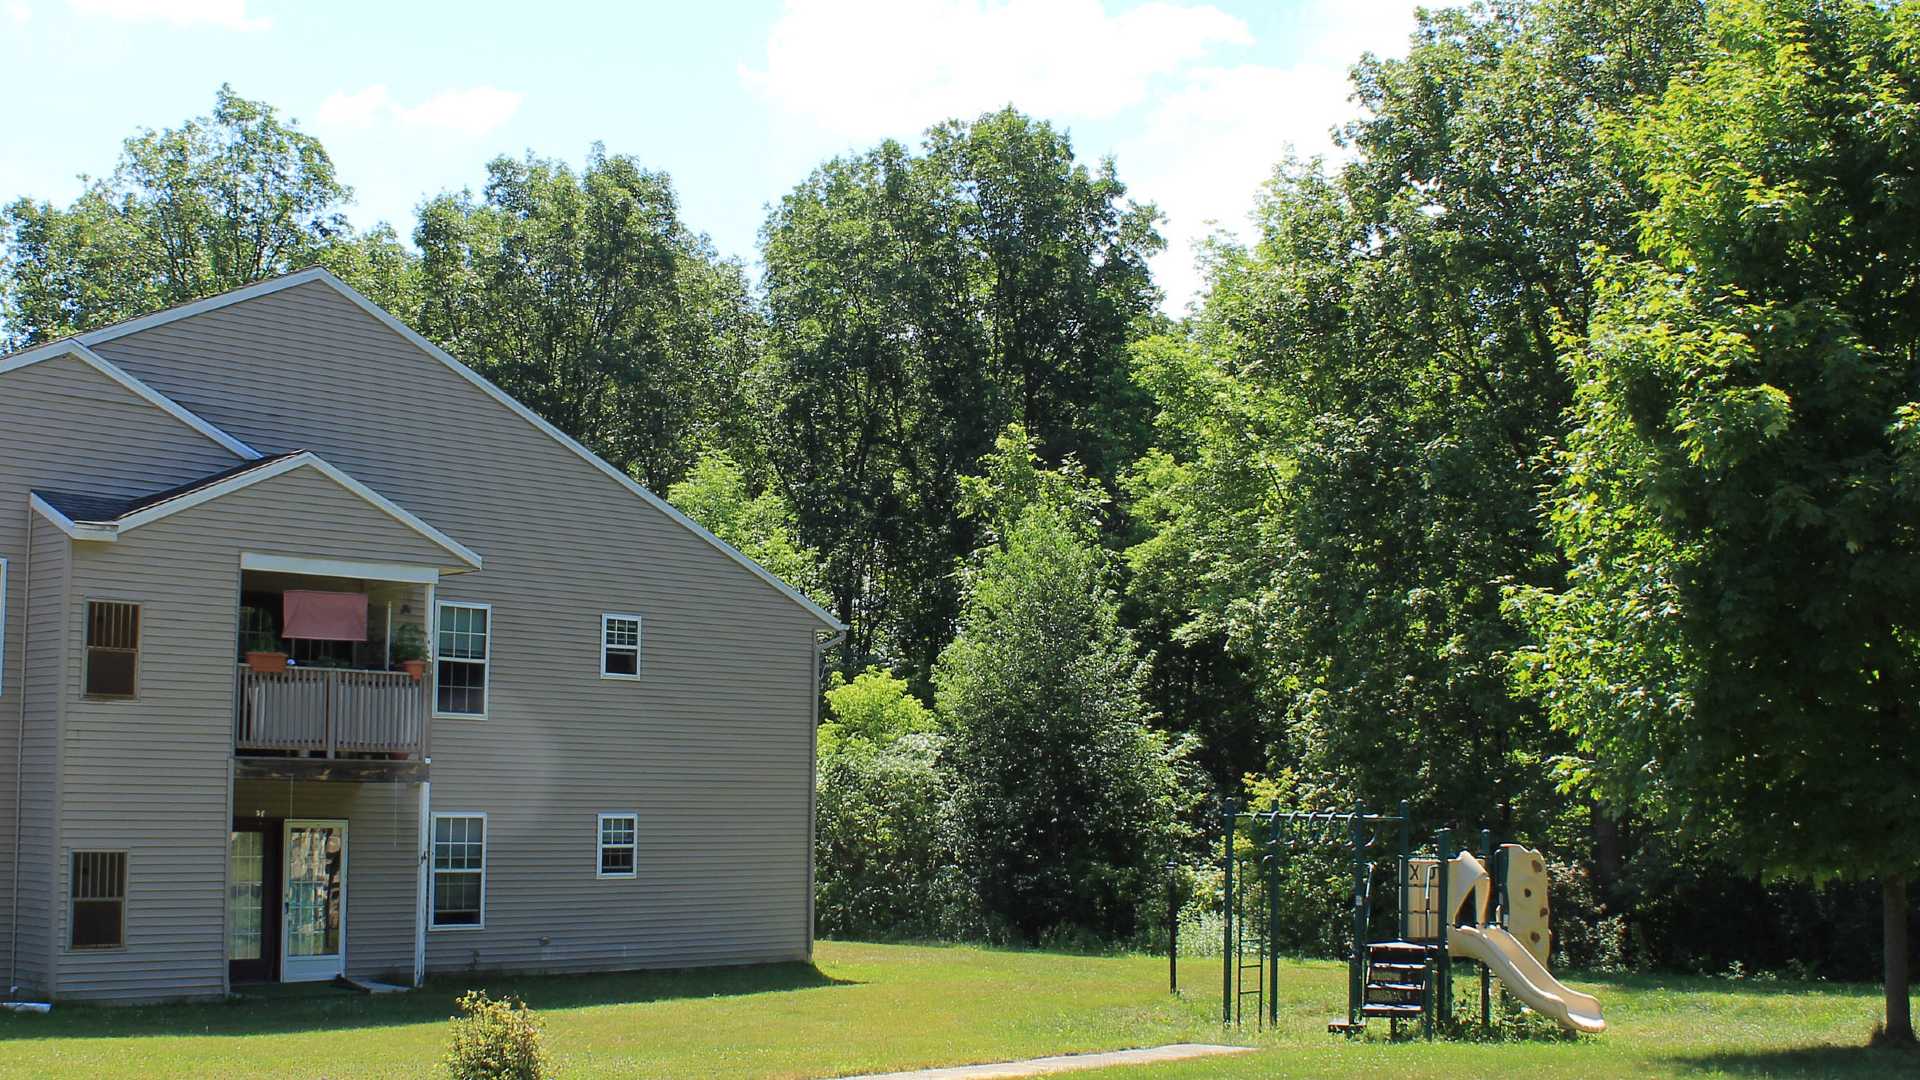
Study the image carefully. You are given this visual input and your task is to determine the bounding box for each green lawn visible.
[0,941,1909,1078]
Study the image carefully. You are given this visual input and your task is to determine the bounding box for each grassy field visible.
[0,941,1909,1078]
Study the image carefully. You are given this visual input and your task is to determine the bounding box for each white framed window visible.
[600,614,641,680]
[430,812,486,929]
[597,813,638,878]
[435,601,490,718]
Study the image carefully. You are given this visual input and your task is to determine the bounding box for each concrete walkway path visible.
[841,1043,1256,1079]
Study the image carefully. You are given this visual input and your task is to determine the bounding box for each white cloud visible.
[393,87,526,137]
[742,0,1422,312]
[742,0,1251,140]
[7,3,31,24]
[1123,58,1367,311]
[315,85,525,138]
[67,0,269,31]
[315,85,393,130]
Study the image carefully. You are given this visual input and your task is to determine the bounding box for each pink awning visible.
[283,590,368,642]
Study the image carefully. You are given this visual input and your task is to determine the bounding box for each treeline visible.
[4,0,1917,1036]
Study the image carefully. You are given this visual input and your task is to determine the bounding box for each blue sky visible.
[1,0,1422,310]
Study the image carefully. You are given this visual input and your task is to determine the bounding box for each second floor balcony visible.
[235,664,425,759]
[231,568,431,782]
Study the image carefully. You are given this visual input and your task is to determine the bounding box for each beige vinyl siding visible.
[54,466,461,1001]
[0,351,241,997]
[12,515,70,997]
[98,280,824,974]
[232,780,419,984]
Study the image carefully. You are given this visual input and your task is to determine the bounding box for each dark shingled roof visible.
[35,451,304,525]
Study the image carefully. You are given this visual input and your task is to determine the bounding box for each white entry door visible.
[281,819,348,982]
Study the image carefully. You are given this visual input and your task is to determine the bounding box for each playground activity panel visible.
[1216,800,1605,1037]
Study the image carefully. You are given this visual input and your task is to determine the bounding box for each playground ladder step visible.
[1368,961,1426,975]
[1360,1003,1424,1018]
[1365,980,1425,994]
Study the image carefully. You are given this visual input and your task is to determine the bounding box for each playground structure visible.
[1217,800,1605,1037]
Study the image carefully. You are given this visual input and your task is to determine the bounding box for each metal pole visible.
[1267,815,1281,1028]
[1397,799,1411,941]
[1167,859,1179,995]
[1221,801,1235,1025]
[1435,826,1452,1030]
[1480,828,1493,1028]
[1348,806,1367,1030]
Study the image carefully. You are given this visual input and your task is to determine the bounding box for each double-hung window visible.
[435,601,490,717]
[600,614,641,680]
[430,813,486,929]
[71,850,127,949]
[85,600,140,699]
[597,813,637,878]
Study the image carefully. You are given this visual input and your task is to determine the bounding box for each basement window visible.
[71,850,127,949]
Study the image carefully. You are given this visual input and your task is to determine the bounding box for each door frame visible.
[228,818,282,984]
[280,818,349,983]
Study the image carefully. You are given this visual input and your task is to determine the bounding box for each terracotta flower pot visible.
[245,651,289,674]
[400,659,427,682]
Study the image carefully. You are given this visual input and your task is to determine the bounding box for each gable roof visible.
[4,268,844,632]
[0,340,262,460]
[33,452,304,525]
[31,451,483,572]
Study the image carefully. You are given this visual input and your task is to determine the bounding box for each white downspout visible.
[414,776,430,987]
[9,509,30,998]
[413,582,434,988]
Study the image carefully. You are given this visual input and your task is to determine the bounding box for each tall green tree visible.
[759,109,1162,686]
[0,85,400,346]
[666,450,827,606]
[415,147,761,491]
[936,427,1190,942]
[1126,0,1701,835]
[1514,0,1920,1040]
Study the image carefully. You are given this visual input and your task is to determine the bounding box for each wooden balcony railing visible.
[235,665,425,759]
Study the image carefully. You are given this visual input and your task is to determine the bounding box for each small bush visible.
[444,990,551,1080]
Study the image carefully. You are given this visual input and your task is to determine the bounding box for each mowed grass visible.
[0,940,1909,1078]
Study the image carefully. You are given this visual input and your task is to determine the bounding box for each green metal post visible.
[1435,827,1452,1030]
[1267,814,1281,1029]
[1397,799,1411,941]
[1221,801,1235,1025]
[1167,859,1180,996]
[1479,828,1493,1028]
[1348,806,1368,1030]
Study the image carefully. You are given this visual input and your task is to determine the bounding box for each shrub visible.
[814,730,966,938]
[444,990,550,1080]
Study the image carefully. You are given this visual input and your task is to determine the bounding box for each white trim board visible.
[55,268,845,631]
[240,554,440,585]
[29,494,117,542]
[0,341,260,461]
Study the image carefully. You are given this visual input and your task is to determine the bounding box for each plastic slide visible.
[1450,922,1606,1034]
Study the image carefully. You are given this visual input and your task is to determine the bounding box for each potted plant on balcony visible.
[240,606,289,674]
[393,623,428,682]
